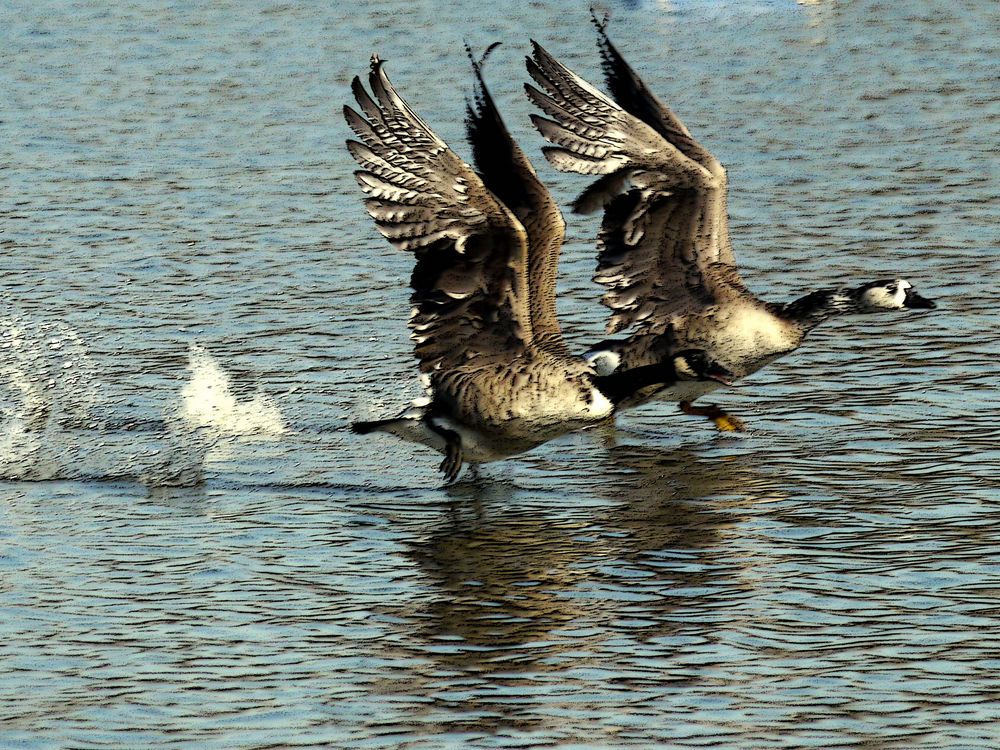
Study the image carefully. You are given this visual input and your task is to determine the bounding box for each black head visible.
[856,279,936,311]
[672,350,735,385]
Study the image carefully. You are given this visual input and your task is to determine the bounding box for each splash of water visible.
[0,319,88,478]
[0,327,286,485]
[0,317,208,486]
[180,344,287,438]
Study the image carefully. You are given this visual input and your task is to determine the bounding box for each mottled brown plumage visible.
[346,58,532,376]
[526,40,746,334]
[464,45,575,360]
[346,54,733,478]
[346,56,614,480]
[526,26,934,431]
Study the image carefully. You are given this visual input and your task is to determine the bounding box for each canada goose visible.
[346,54,732,482]
[525,21,936,431]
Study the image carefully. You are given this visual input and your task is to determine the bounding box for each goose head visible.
[855,279,936,312]
[672,350,736,386]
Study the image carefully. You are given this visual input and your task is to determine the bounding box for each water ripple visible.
[2,0,999,747]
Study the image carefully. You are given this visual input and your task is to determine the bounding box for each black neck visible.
[775,288,860,330]
[593,361,679,406]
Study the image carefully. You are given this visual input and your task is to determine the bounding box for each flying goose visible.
[525,22,936,431]
[346,54,732,482]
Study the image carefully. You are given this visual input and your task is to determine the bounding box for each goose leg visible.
[679,401,746,432]
[439,439,464,483]
[426,420,464,483]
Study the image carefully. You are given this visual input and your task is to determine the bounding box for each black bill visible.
[707,362,737,386]
[903,287,936,309]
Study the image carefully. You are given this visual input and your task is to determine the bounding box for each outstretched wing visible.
[346,56,534,372]
[464,44,570,357]
[525,40,745,334]
[591,17,736,270]
[590,15,710,166]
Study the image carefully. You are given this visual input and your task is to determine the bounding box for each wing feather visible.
[591,13,705,164]
[526,39,745,332]
[346,56,534,372]
[465,46,573,357]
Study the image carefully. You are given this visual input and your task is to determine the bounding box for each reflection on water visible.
[2,0,999,747]
[383,448,782,737]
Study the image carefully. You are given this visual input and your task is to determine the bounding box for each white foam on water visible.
[1,320,66,478]
[0,317,101,481]
[0,325,283,485]
[0,315,208,486]
[180,344,287,438]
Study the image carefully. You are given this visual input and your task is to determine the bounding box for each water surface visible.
[1,0,999,747]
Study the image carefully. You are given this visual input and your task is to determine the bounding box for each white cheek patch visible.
[896,279,911,306]
[863,285,903,309]
[586,349,621,376]
[675,358,697,379]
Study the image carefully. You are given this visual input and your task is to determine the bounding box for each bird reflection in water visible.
[381,445,785,735]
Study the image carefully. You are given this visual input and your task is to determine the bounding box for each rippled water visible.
[2,0,998,747]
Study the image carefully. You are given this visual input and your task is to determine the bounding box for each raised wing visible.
[590,15,709,165]
[525,40,745,334]
[346,56,534,372]
[591,17,736,269]
[464,45,570,357]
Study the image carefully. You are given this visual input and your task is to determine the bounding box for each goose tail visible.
[351,418,401,435]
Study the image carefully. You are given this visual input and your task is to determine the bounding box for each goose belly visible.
[503,384,613,425]
[383,361,613,464]
[370,413,533,464]
[449,368,613,438]
[682,306,800,376]
[647,379,722,404]
[375,415,447,453]
[431,416,545,464]
[617,378,722,409]
[443,388,612,462]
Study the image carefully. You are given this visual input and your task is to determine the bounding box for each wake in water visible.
[0,325,288,485]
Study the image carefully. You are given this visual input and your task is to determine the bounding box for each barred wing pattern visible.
[591,20,737,270]
[345,57,534,372]
[526,41,745,334]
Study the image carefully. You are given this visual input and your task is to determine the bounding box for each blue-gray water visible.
[2,0,999,747]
